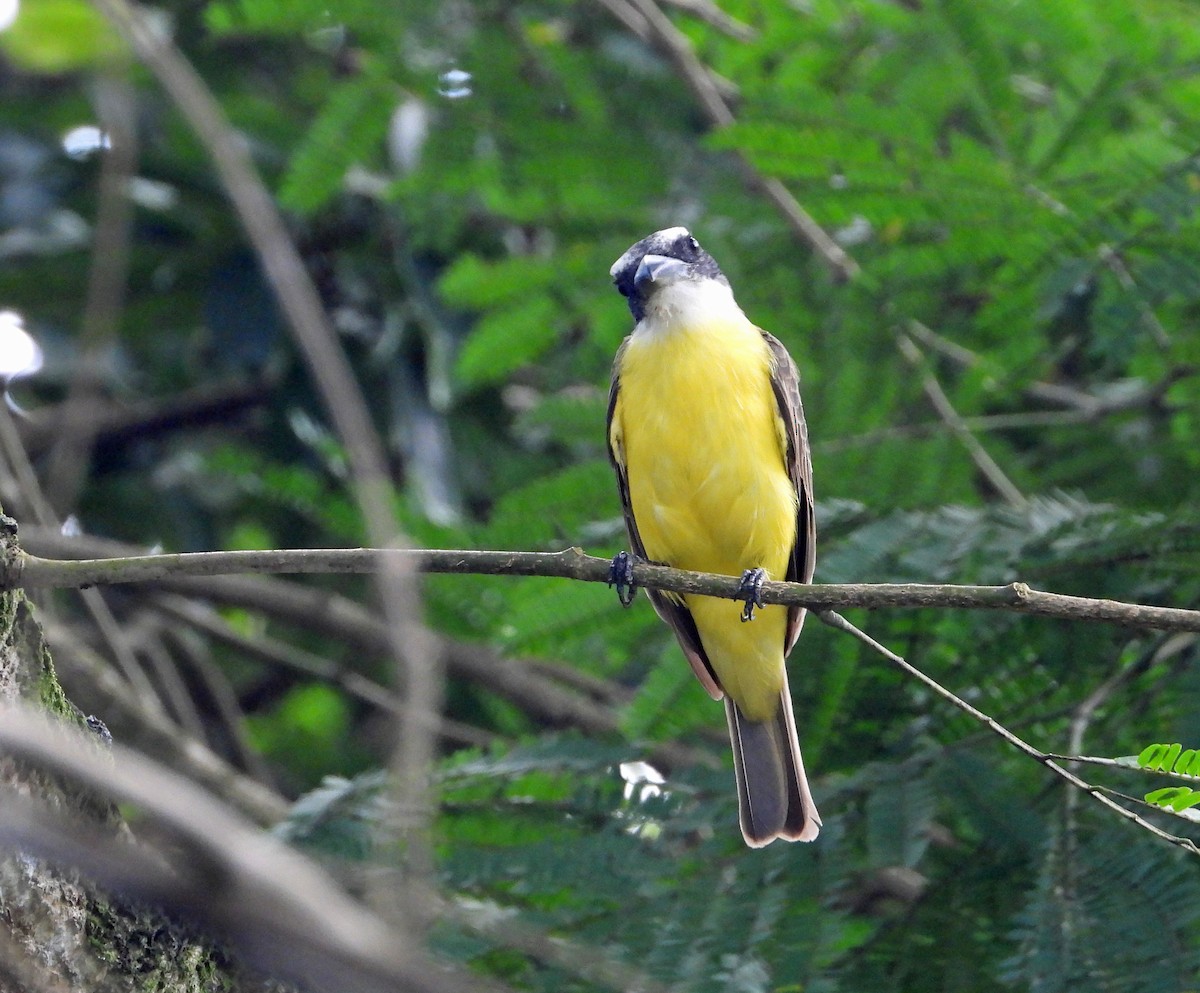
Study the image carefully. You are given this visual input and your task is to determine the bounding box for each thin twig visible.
[658,0,755,40]
[44,67,138,516]
[816,409,1116,454]
[130,621,206,739]
[1044,753,1200,784]
[816,610,1200,856]
[1066,638,1164,762]
[40,617,290,824]
[1060,642,1140,871]
[441,895,681,993]
[0,390,160,707]
[154,595,497,750]
[90,0,440,902]
[20,376,273,456]
[904,319,1193,417]
[152,613,277,781]
[896,332,1028,509]
[0,704,503,993]
[596,0,859,281]
[1097,243,1172,350]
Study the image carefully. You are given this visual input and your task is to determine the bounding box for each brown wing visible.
[762,331,816,655]
[606,340,724,700]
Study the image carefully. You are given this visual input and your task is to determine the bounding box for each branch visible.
[39,616,290,825]
[1044,753,1200,785]
[658,0,755,40]
[817,611,1200,857]
[595,0,859,281]
[20,376,272,457]
[0,395,163,711]
[0,705,506,993]
[43,67,138,516]
[21,528,710,768]
[904,318,1194,419]
[153,595,498,751]
[89,0,441,882]
[439,895,680,993]
[14,545,1200,633]
[896,331,1028,509]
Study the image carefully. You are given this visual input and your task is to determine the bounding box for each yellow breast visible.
[612,316,797,719]
[615,318,796,578]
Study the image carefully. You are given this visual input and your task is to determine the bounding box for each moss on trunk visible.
[0,529,283,993]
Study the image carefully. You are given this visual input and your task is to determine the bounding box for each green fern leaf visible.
[1136,742,1200,774]
[1144,786,1200,814]
[1006,830,1200,991]
[619,644,712,743]
[454,295,559,390]
[279,73,394,215]
[437,254,558,310]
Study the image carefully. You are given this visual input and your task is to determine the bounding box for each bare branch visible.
[22,528,711,768]
[594,0,859,281]
[89,0,441,891]
[14,544,1200,634]
[0,390,162,710]
[817,611,1200,857]
[154,595,498,750]
[896,332,1028,509]
[44,67,138,516]
[659,0,755,40]
[441,895,680,993]
[41,617,290,824]
[0,704,505,993]
[20,377,272,457]
[904,318,1193,417]
[1044,753,1200,785]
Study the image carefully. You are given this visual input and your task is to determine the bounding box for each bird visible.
[605,226,821,846]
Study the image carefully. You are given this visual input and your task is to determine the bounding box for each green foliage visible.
[278,72,398,215]
[1005,832,1200,993]
[455,295,560,389]
[246,684,372,791]
[1138,742,1200,778]
[274,771,388,859]
[278,740,874,993]
[0,0,125,72]
[8,0,1200,989]
[618,641,714,742]
[1136,744,1200,814]
[1143,786,1200,815]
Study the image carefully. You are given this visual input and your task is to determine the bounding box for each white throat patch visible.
[636,277,746,336]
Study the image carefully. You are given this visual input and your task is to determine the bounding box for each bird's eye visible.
[687,236,699,252]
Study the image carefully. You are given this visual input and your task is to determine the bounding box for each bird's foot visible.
[608,551,637,607]
[738,568,766,622]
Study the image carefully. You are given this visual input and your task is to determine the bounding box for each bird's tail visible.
[725,669,821,846]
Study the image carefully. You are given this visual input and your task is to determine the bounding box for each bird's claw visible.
[608,551,637,607]
[738,568,766,622]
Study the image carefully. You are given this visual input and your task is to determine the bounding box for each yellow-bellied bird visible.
[606,227,821,846]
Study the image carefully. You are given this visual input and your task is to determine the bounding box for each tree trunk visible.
[0,526,277,993]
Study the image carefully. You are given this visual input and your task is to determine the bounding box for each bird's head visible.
[610,227,731,324]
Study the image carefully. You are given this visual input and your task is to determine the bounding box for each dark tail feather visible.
[725,671,821,846]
